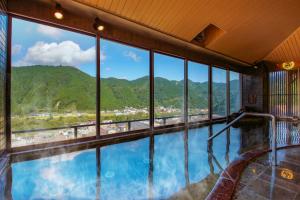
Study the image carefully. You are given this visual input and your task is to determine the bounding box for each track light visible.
[54,3,63,20]
[93,17,105,31]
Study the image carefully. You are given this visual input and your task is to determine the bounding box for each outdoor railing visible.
[12,113,208,136]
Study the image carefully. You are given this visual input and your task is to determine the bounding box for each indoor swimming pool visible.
[0,121,287,200]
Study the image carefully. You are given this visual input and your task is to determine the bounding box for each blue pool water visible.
[1,122,271,200]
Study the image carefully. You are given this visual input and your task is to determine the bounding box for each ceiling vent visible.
[192,24,225,47]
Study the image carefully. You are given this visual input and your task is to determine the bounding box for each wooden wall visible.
[269,69,300,117]
[241,66,268,113]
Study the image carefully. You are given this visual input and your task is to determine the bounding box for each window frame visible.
[6,13,242,152]
[153,51,185,127]
[211,65,228,119]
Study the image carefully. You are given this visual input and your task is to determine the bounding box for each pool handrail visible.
[207,112,277,166]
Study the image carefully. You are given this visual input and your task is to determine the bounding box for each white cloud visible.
[37,24,62,38]
[100,49,106,61]
[123,51,140,62]
[105,67,111,71]
[14,41,95,67]
[12,44,22,55]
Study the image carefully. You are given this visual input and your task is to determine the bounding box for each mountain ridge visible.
[11,65,238,115]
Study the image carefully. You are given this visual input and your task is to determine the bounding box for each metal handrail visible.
[207,112,277,166]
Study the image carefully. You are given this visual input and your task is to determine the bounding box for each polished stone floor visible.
[233,147,300,200]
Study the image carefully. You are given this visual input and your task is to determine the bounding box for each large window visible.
[100,39,149,134]
[230,71,241,113]
[212,67,227,118]
[188,62,209,122]
[0,12,7,153]
[9,17,244,147]
[154,53,184,126]
[11,18,96,147]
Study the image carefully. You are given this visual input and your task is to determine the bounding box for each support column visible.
[96,34,101,139]
[5,15,12,150]
[184,59,188,126]
[226,67,230,120]
[149,50,154,131]
[208,65,212,121]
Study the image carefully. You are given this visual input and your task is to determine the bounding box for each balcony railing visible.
[12,113,208,136]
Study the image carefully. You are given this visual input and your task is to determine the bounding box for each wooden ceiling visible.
[72,0,300,64]
[265,27,300,64]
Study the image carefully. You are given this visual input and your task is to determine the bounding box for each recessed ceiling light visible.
[54,3,63,20]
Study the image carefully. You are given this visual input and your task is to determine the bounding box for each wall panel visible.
[242,74,264,112]
[269,70,300,117]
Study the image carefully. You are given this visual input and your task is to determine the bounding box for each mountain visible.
[12,66,96,115]
[11,66,235,115]
[100,76,149,110]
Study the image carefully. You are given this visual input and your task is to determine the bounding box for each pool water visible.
[1,122,273,200]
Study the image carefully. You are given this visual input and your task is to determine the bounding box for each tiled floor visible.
[233,147,300,200]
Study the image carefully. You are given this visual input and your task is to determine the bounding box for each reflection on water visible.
[100,138,149,200]
[11,149,97,199]
[1,121,275,200]
[153,132,185,199]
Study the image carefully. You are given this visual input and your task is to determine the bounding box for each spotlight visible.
[93,17,105,31]
[54,3,63,20]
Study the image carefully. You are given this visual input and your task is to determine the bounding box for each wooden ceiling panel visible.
[265,27,300,64]
[72,0,300,64]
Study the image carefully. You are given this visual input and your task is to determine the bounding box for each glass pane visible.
[188,61,209,122]
[230,71,240,113]
[212,67,227,118]
[154,53,184,126]
[0,13,7,153]
[11,18,96,147]
[100,39,149,135]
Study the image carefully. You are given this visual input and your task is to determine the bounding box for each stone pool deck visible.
[206,145,300,200]
[234,147,300,200]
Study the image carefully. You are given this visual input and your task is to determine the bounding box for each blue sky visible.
[12,18,96,76]
[212,67,227,83]
[230,71,239,81]
[154,53,184,81]
[100,39,149,80]
[12,18,232,82]
[188,61,208,83]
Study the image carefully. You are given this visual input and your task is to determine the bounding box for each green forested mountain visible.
[12,66,96,115]
[11,66,237,115]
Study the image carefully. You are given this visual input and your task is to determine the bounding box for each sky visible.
[188,61,208,83]
[100,39,149,80]
[212,67,227,83]
[12,18,232,82]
